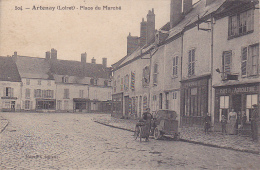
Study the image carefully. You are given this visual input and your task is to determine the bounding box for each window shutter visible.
[241,47,247,76]
[248,46,253,76]
[3,87,6,97]
[34,89,36,98]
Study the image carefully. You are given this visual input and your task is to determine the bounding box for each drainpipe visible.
[180,32,184,127]
[210,14,214,129]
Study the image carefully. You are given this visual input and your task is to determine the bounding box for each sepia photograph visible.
[0,0,259,169]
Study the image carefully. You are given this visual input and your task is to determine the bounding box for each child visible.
[221,115,227,135]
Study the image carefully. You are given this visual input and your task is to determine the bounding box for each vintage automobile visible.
[151,109,180,140]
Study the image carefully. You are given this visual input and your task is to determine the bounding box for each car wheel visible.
[154,127,161,140]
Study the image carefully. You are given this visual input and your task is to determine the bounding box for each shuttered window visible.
[222,51,232,79]
[153,64,158,84]
[241,44,259,77]
[249,44,259,76]
[188,49,195,76]
[4,87,13,97]
[173,56,178,76]
[229,9,254,38]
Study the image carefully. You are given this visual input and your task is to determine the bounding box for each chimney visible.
[183,0,193,14]
[51,48,57,60]
[102,58,107,67]
[91,57,96,64]
[127,32,139,56]
[81,52,87,63]
[45,51,51,60]
[170,0,182,29]
[146,8,155,45]
[206,0,216,6]
[139,18,147,47]
[12,51,18,62]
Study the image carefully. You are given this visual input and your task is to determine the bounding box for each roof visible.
[0,56,21,82]
[15,56,53,80]
[50,59,111,79]
[167,0,226,40]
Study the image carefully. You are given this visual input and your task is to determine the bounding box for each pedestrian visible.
[135,108,152,141]
[227,109,237,135]
[251,104,258,142]
[221,114,227,135]
[204,112,211,134]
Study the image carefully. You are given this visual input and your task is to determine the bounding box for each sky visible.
[0,0,199,66]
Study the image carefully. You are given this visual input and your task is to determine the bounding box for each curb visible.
[94,120,259,155]
[0,119,9,134]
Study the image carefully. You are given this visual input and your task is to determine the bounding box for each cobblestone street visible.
[1,112,259,169]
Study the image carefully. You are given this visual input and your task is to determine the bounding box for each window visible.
[173,56,178,76]
[62,76,68,83]
[222,50,232,79]
[26,79,30,85]
[90,78,94,85]
[124,74,129,91]
[42,90,54,98]
[246,94,257,121]
[159,93,163,109]
[153,64,158,84]
[229,9,254,38]
[142,66,150,87]
[104,80,108,87]
[25,89,30,98]
[241,44,259,77]
[188,49,195,76]
[38,80,41,85]
[25,100,30,110]
[5,87,13,97]
[219,96,229,122]
[79,90,84,98]
[64,89,69,99]
[34,89,41,98]
[249,44,259,76]
[172,91,178,111]
[165,92,169,109]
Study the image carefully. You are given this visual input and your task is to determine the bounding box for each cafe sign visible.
[219,86,258,95]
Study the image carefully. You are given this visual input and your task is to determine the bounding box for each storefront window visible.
[246,94,257,121]
[219,96,229,121]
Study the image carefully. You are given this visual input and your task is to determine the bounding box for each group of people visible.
[205,104,258,142]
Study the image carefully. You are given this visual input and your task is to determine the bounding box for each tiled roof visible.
[50,59,111,79]
[167,0,226,40]
[15,56,53,80]
[0,56,21,82]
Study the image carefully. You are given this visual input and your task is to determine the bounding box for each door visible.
[11,101,15,112]
[232,94,241,113]
[124,96,129,117]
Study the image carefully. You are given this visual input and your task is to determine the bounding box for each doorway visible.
[232,94,242,113]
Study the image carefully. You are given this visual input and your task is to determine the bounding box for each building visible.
[0,56,21,112]
[212,0,259,131]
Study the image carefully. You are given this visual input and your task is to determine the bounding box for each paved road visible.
[0,112,259,170]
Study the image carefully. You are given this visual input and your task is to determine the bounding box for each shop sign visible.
[183,79,208,88]
[219,86,258,94]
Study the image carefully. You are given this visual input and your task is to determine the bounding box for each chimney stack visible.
[45,51,51,60]
[102,58,107,67]
[12,51,18,62]
[81,52,87,63]
[146,8,155,45]
[127,33,139,56]
[139,18,147,47]
[170,0,182,29]
[51,48,57,60]
[91,57,96,64]
[183,0,193,14]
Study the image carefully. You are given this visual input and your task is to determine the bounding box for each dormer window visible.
[62,76,69,83]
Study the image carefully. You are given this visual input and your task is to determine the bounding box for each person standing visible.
[251,104,259,142]
[227,109,237,135]
[221,115,227,135]
[204,113,211,134]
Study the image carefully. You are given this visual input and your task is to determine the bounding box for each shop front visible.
[1,97,17,112]
[214,82,260,131]
[73,98,90,112]
[180,75,210,127]
[36,99,56,111]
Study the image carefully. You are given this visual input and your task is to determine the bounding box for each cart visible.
[151,110,179,140]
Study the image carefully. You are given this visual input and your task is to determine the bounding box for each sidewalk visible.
[0,115,9,133]
[94,114,260,155]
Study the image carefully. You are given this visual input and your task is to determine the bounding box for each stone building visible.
[0,56,21,112]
